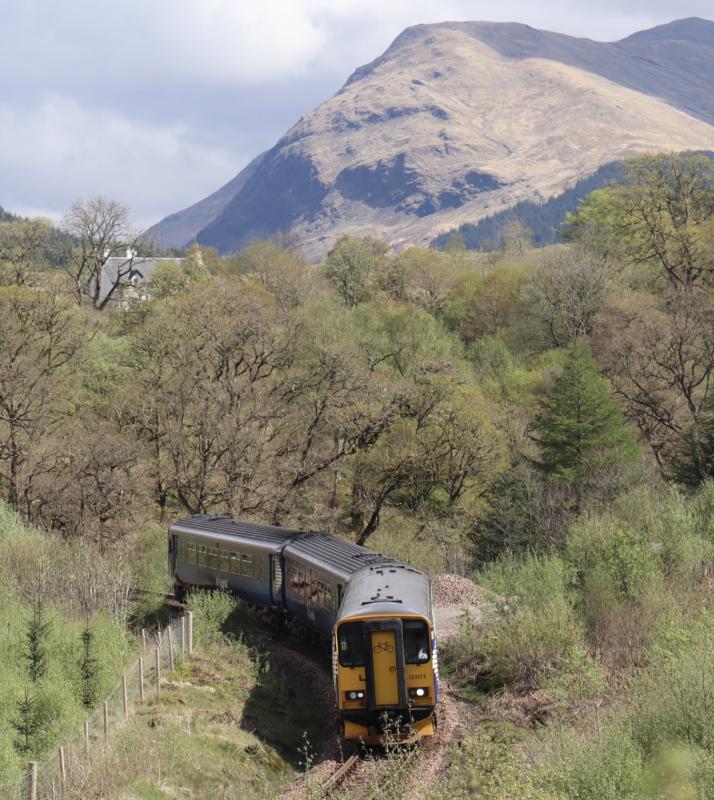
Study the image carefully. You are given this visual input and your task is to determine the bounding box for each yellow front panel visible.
[371,630,399,706]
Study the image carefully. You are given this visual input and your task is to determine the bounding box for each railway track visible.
[320,753,361,794]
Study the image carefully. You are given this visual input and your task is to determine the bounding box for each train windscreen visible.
[338,621,365,666]
[403,619,430,664]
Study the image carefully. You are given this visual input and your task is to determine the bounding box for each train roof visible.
[169,515,303,553]
[283,532,392,582]
[338,563,433,623]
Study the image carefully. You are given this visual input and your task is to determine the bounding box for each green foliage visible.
[26,600,50,683]
[80,627,98,709]
[477,553,575,607]
[323,235,387,306]
[566,516,661,601]
[186,590,238,649]
[533,342,639,490]
[669,401,714,488]
[446,555,589,693]
[547,726,646,800]
[568,152,714,288]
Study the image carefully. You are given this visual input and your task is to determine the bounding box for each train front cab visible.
[334,614,437,745]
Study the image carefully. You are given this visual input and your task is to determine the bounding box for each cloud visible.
[0,0,712,227]
[0,95,238,227]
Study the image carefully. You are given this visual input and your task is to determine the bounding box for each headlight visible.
[408,687,429,698]
[345,690,365,701]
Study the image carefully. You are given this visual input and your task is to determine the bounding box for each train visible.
[168,514,438,744]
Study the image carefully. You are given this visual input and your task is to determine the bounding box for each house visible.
[93,249,186,307]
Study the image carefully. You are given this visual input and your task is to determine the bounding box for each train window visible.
[229,552,240,574]
[241,554,254,577]
[403,620,430,664]
[338,622,365,667]
[208,547,219,569]
[197,545,207,567]
[219,550,229,572]
[187,543,197,565]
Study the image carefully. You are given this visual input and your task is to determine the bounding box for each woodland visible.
[2,152,714,798]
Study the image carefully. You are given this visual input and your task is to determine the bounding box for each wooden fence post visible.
[155,645,161,692]
[168,625,175,672]
[139,656,145,702]
[103,701,109,739]
[180,616,185,658]
[84,720,90,755]
[59,746,66,784]
[141,628,147,651]
[27,761,37,800]
[122,674,129,719]
[187,612,193,655]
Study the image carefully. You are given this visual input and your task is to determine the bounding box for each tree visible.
[592,288,714,469]
[669,402,714,488]
[80,626,98,710]
[569,153,714,289]
[377,247,459,316]
[531,243,610,347]
[533,343,638,498]
[0,287,84,508]
[61,196,142,309]
[0,218,53,286]
[148,248,209,300]
[26,599,49,684]
[12,688,40,755]
[324,236,387,307]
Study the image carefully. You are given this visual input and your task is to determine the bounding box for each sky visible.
[1,0,712,229]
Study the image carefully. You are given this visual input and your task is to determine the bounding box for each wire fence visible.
[17,612,193,800]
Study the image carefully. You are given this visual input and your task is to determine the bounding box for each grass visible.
[61,638,327,799]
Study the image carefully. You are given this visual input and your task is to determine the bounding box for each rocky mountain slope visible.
[147,17,714,259]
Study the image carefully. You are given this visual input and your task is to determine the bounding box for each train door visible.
[168,533,178,575]
[271,555,284,605]
[364,619,406,709]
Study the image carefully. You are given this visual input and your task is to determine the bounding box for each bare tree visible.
[61,196,142,309]
[532,244,611,347]
[0,287,84,507]
[593,288,714,468]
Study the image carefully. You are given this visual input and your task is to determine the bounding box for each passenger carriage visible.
[168,514,438,744]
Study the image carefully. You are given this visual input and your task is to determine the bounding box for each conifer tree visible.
[80,626,98,710]
[669,405,714,488]
[12,688,39,755]
[26,599,49,684]
[533,342,638,493]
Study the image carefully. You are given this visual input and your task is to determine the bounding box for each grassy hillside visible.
[433,150,714,251]
[432,161,624,250]
[0,503,134,795]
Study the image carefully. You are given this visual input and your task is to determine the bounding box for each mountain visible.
[433,150,714,251]
[145,151,266,250]
[432,160,625,250]
[149,18,714,259]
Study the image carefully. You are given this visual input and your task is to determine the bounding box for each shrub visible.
[186,590,238,649]
[632,622,714,755]
[484,594,587,691]
[546,725,646,800]
[476,553,575,608]
[566,515,661,601]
